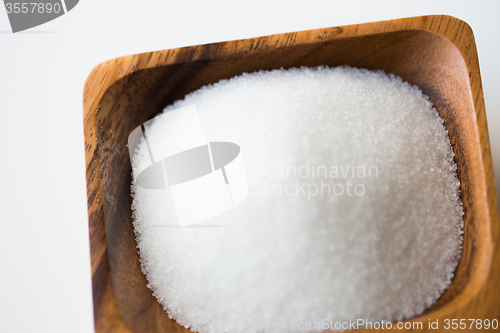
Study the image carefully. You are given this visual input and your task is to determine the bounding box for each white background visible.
[0,1,498,332]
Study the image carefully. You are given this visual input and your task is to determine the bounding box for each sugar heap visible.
[131,66,464,333]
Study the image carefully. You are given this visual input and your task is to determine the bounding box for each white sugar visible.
[131,66,464,332]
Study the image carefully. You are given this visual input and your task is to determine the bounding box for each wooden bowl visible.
[83,15,499,333]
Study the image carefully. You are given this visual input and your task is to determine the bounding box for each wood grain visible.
[83,15,500,333]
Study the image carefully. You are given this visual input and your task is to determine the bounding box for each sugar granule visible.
[131,66,464,333]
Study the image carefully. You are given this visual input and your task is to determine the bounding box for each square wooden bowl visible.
[83,15,499,333]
